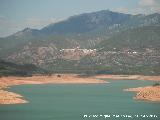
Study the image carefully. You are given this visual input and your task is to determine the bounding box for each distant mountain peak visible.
[0,10,160,75]
[11,27,41,38]
[41,10,132,34]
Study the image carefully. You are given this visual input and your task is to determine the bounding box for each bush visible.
[57,74,61,77]
[153,82,160,87]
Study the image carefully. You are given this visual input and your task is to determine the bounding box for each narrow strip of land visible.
[124,86,160,102]
[95,75,160,81]
[95,75,160,102]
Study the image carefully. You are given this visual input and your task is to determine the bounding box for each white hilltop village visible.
[60,47,97,60]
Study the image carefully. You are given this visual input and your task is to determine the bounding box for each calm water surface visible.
[0,79,160,120]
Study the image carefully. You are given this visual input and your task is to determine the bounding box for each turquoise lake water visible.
[0,79,160,120]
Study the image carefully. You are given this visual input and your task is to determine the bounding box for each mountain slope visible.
[97,26,160,51]
[41,10,131,34]
[0,59,46,76]
[0,28,43,57]
[0,10,160,52]
[0,10,160,75]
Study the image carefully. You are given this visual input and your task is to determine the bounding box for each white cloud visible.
[0,17,62,37]
[138,0,160,14]
[150,4,160,13]
[138,0,156,7]
[113,1,160,15]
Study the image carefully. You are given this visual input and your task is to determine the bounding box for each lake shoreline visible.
[95,75,160,102]
[0,74,107,104]
[0,74,160,104]
[124,86,160,102]
[95,74,160,81]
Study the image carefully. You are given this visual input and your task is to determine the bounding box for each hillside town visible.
[60,47,97,60]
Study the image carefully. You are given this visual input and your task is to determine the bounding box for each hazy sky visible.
[0,0,160,37]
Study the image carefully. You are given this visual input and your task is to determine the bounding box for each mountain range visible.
[0,10,160,75]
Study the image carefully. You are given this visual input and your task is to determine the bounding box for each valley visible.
[0,9,160,109]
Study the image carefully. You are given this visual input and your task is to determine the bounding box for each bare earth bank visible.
[95,75,160,81]
[0,74,160,104]
[95,75,160,102]
[124,86,160,102]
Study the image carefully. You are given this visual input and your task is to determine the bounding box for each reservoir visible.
[0,79,160,120]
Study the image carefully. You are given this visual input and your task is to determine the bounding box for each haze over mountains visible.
[0,10,160,75]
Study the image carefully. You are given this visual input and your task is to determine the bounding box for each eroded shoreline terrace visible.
[0,74,160,104]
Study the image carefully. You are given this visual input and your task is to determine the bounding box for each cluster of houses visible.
[60,47,97,55]
[59,47,97,60]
